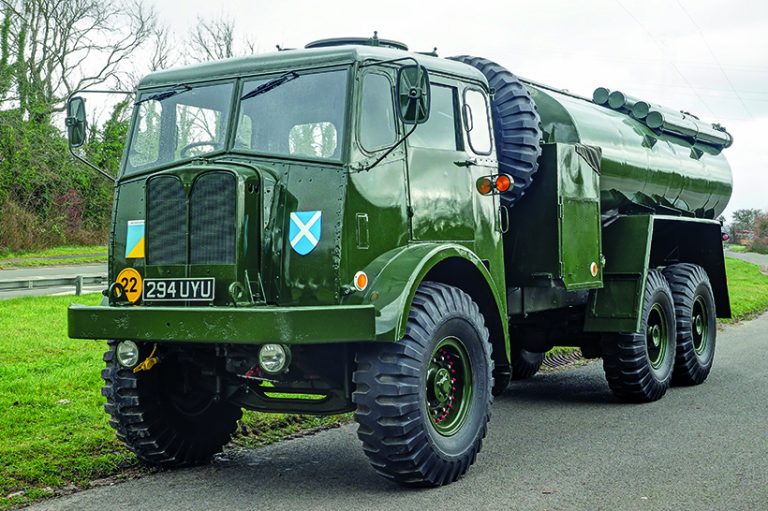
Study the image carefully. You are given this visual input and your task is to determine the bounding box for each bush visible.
[751,214,768,255]
[0,111,114,252]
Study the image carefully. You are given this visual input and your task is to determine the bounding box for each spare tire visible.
[449,56,542,205]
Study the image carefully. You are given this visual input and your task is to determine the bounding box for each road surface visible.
[26,313,768,511]
[0,264,106,299]
[725,248,768,272]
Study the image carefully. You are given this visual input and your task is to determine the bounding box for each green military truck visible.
[66,35,733,486]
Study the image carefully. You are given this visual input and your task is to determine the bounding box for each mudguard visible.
[351,243,508,345]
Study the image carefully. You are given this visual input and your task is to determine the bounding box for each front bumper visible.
[68,303,377,344]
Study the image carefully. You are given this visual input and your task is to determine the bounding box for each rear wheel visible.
[352,282,493,486]
[602,270,677,402]
[663,264,717,385]
[102,342,241,466]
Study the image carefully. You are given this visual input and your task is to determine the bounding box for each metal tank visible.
[525,83,733,218]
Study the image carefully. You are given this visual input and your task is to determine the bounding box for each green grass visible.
[0,294,345,509]
[724,257,768,322]
[1,257,768,507]
[726,244,747,253]
[0,245,107,269]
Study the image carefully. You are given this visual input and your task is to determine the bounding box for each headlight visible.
[116,341,140,368]
[258,344,291,374]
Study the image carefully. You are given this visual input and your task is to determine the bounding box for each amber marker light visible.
[354,271,369,291]
[494,174,512,193]
[476,177,494,195]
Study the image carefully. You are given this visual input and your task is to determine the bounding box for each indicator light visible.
[494,174,512,193]
[476,177,493,195]
[354,271,369,291]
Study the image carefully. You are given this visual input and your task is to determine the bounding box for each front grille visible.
[147,175,186,264]
[145,171,237,265]
[190,172,236,264]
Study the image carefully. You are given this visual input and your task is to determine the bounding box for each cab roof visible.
[138,45,488,89]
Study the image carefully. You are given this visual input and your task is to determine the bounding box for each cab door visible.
[406,80,475,242]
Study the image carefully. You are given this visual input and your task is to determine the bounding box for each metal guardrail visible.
[0,274,107,295]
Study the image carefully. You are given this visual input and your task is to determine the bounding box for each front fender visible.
[349,243,506,342]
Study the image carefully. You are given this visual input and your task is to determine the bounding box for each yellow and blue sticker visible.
[125,220,145,258]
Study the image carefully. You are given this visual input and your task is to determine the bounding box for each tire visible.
[102,341,242,466]
[352,282,493,486]
[510,347,545,380]
[601,270,677,402]
[663,264,717,385]
[448,55,542,205]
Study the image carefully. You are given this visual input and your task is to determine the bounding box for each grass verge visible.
[723,257,768,322]
[0,294,345,509]
[0,245,107,269]
[1,257,768,508]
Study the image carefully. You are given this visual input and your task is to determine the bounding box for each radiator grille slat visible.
[190,172,236,264]
[147,176,187,265]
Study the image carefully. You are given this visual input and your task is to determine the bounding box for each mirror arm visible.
[69,144,116,183]
[353,123,418,173]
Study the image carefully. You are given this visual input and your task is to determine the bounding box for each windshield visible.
[125,82,234,174]
[235,69,348,161]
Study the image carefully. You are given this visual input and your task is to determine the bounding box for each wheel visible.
[448,56,542,206]
[663,264,717,385]
[601,270,677,402]
[102,341,242,466]
[352,282,493,486]
[510,346,545,380]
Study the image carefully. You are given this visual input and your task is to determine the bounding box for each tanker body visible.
[65,38,733,487]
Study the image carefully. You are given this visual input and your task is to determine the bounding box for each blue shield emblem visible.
[289,211,322,255]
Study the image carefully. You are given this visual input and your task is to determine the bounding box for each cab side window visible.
[408,84,460,151]
[359,73,397,152]
[464,89,492,155]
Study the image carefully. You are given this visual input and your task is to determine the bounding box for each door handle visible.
[453,158,478,168]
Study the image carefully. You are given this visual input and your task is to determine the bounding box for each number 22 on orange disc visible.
[116,268,143,303]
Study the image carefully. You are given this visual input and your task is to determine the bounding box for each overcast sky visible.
[144,0,767,219]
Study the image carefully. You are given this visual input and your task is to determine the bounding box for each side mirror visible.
[65,96,87,148]
[397,65,430,125]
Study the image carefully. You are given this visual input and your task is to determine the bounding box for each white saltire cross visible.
[290,211,321,248]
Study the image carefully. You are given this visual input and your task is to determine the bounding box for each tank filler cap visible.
[305,31,409,51]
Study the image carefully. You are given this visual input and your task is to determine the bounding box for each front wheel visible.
[102,342,242,466]
[352,282,493,486]
[601,270,677,402]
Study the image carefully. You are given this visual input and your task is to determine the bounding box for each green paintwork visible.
[427,336,472,436]
[646,303,669,369]
[504,144,602,290]
[68,303,376,344]
[693,296,708,354]
[67,41,734,391]
[69,44,508,359]
[585,215,653,333]
[527,85,733,218]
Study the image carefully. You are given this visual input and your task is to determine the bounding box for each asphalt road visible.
[725,249,768,271]
[0,264,106,299]
[27,314,768,511]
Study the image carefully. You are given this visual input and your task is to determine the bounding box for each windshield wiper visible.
[240,72,299,101]
[134,84,192,106]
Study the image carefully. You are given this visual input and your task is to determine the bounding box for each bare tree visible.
[0,0,155,120]
[186,16,257,63]
[187,16,235,62]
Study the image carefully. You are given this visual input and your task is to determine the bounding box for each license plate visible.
[143,278,215,302]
